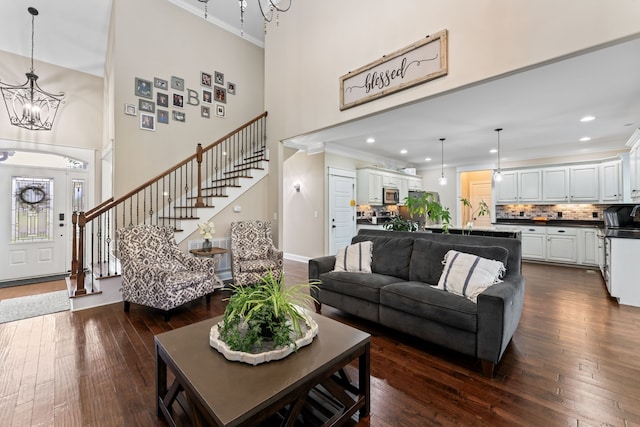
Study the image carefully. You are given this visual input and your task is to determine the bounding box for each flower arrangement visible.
[198,220,215,239]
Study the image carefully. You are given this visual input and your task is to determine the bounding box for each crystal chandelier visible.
[1,7,65,131]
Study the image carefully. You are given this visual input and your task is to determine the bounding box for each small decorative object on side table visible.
[202,238,212,252]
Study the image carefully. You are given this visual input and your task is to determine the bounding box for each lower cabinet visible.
[513,225,598,265]
[545,227,578,264]
[520,226,546,260]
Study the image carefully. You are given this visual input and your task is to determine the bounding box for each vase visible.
[202,239,212,252]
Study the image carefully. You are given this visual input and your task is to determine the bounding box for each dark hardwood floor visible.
[1,260,639,426]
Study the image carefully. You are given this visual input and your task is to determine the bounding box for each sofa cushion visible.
[436,250,506,303]
[319,271,405,304]
[334,241,373,273]
[352,235,414,280]
[409,239,509,285]
[380,282,478,332]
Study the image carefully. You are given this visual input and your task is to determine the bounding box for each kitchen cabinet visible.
[542,167,569,202]
[408,177,423,191]
[545,227,578,264]
[569,165,599,202]
[600,160,622,202]
[357,169,383,205]
[579,227,600,266]
[627,131,640,200]
[520,226,546,260]
[382,173,399,188]
[495,170,541,203]
[398,177,408,205]
[607,236,640,307]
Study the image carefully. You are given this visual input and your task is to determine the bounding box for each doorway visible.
[328,168,356,255]
[460,170,493,228]
[0,150,90,285]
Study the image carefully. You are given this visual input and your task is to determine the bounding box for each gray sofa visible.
[309,229,525,377]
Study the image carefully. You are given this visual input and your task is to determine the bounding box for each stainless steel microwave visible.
[383,187,399,204]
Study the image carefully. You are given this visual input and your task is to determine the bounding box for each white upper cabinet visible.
[382,173,399,188]
[600,160,622,202]
[356,168,422,205]
[569,164,599,202]
[495,171,519,203]
[518,169,542,202]
[542,167,569,202]
[628,137,640,201]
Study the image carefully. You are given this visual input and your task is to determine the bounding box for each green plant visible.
[383,216,419,232]
[403,192,451,233]
[460,197,490,234]
[218,271,319,353]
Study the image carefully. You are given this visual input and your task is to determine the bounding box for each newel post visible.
[75,212,87,296]
[195,143,205,207]
[70,212,78,279]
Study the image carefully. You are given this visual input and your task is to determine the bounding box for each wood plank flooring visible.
[1,261,639,426]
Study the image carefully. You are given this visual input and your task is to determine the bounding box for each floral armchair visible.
[230,220,283,287]
[117,224,218,320]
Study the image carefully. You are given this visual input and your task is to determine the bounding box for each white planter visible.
[209,309,319,365]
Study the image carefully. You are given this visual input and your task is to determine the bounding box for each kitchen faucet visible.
[631,205,640,218]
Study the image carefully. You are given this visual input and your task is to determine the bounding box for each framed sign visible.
[339,30,448,110]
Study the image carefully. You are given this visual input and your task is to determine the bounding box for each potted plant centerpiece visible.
[403,192,452,233]
[209,271,320,365]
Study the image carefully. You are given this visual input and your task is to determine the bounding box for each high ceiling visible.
[1,1,638,169]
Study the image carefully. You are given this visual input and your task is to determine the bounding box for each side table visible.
[189,247,228,289]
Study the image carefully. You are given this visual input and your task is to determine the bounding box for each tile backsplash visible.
[495,204,612,221]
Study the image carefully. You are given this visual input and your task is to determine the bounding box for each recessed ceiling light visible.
[580,137,591,142]
[424,157,432,162]
[366,137,375,143]
[580,116,595,122]
[489,148,498,154]
[400,149,408,154]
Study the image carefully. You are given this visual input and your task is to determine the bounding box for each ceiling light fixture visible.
[424,157,432,162]
[197,0,210,18]
[366,137,375,143]
[494,128,503,182]
[438,138,447,186]
[0,7,65,131]
[580,137,591,142]
[580,115,596,122]
[400,149,408,154]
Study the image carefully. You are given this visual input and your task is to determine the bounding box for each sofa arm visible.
[308,256,336,280]
[268,246,284,262]
[476,273,525,365]
[183,255,216,276]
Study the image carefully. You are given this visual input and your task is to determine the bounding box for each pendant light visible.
[438,138,447,186]
[0,7,65,131]
[494,128,503,182]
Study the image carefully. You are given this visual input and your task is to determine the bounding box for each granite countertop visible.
[494,218,605,228]
[604,228,640,239]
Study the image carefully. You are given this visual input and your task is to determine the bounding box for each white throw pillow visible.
[436,250,506,303]
[334,241,373,273]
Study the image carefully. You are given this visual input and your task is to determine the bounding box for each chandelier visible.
[0,7,65,131]
[198,0,293,35]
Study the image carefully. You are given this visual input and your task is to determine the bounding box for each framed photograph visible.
[154,78,168,90]
[214,85,226,104]
[135,77,152,99]
[227,82,236,95]
[215,103,225,118]
[124,103,137,116]
[172,110,185,122]
[201,106,210,118]
[202,89,212,104]
[139,99,155,113]
[140,113,155,131]
[156,92,169,107]
[214,71,224,85]
[171,76,184,91]
[201,72,212,88]
[172,93,184,108]
[157,109,169,124]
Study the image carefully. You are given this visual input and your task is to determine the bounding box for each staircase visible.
[67,112,268,310]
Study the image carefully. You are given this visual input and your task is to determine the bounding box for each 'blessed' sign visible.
[339,30,448,111]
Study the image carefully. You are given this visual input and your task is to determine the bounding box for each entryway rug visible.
[0,290,70,324]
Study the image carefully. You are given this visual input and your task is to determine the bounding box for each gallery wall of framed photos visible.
[126,71,236,131]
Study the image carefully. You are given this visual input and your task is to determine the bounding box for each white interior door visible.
[329,169,356,255]
[470,181,493,228]
[0,166,70,282]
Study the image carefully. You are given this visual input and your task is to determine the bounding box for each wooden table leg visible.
[156,343,167,417]
[359,342,371,419]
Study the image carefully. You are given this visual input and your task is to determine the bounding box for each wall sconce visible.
[293,182,301,192]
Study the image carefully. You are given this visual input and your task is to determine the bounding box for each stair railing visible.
[69,112,268,295]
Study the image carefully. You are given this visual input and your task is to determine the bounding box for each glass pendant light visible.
[494,128,503,182]
[438,138,447,186]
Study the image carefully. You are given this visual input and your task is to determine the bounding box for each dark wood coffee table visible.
[155,312,371,426]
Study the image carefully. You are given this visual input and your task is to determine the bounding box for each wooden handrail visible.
[85,111,268,222]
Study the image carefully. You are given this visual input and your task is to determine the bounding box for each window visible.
[11,176,54,242]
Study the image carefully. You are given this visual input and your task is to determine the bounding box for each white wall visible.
[266,1,640,257]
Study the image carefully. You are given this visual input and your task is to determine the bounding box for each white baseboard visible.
[284,253,311,263]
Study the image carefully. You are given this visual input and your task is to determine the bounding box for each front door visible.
[329,169,356,255]
[0,166,73,282]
